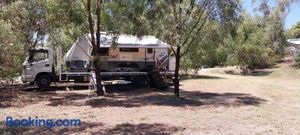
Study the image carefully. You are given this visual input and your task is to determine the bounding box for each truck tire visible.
[36,74,51,89]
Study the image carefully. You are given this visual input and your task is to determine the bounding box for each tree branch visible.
[81,0,87,11]
[181,0,209,47]
[170,45,176,55]
[96,0,102,49]
[180,23,212,58]
[180,11,212,58]
[185,0,195,17]
[32,25,41,48]
[170,0,178,28]
[86,0,97,52]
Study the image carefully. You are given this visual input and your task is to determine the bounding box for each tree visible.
[181,21,227,74]
[1,0,49,49]
[0,0,90,82]
[255,0,293,55]
[0,0,51,82]
[0,20,23,82]
[86,0,104,96]
[224,13,277,71]
[45,0,88,52]
[287,22,300,38]
[264,8,287,55]
[144,0,241,97]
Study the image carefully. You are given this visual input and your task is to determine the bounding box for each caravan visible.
[64,33,170,72]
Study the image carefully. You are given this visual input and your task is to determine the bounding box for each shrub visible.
[295,53,300,67]
[259,48,275,68]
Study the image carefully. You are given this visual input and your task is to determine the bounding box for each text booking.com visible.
[6,116,81,129]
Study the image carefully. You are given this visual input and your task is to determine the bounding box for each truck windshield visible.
[29,50,49,62]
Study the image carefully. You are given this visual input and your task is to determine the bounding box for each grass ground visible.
[1,64,300,135]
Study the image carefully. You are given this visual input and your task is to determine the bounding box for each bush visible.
[295,53,300,67]
[259,48,275,68]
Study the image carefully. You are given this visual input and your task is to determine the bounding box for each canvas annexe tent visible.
[64,33,172,72]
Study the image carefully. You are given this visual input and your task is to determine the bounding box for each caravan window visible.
[147,48,153,54]
[119,48,139,52]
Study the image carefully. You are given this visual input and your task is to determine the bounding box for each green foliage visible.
[188,25,226,69]
[0,0,291,80]
[2,0,49,48]
[264,8,287,55]
[226,14,277,70]
[0,0,89,79]
[180,58,192,75]
[295,53,300,67]
[182,10,281,72]
[0,20,23,79]
[45,0,88,52]
[287,21,300,38]
[103,0,154,35]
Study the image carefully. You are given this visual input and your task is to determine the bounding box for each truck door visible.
[25,49,52,81]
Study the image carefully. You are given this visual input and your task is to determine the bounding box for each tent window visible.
[147,48,153,54]
[119,48,139,52]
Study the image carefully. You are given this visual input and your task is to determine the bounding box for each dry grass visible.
[1,64,300,135]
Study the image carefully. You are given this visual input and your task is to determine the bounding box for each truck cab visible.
[22,47,55,88]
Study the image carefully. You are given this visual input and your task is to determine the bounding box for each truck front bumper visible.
[21,74,35,83]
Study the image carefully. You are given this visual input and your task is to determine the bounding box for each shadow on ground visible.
[248,70,273,76]
[0,121,101,135]
[24,84,89,91]
[83,89,266,108]
[181,74,225,80]
[99,123,181,135]
[0,121,181,135]
[0,84,90,108]
[1,84,267,108]
[45,85,266,108]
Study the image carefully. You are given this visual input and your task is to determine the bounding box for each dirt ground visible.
[1,64,300,135]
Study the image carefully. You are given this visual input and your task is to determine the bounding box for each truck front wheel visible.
[36,74,51,89]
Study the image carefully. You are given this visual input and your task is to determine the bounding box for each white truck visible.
[21,33,175,89]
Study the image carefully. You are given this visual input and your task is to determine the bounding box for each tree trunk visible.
[174,47,181,97]
[94,57,103,95]
[87,0,104,96]
[95,0,104,96]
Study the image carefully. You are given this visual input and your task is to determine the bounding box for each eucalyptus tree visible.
[0,0,49,81]
[84,0,105,95]
[0,0,93,82]
[287,22,300,38]
[1,0,49,49]
[45,0,88,52]
[102,0,241,97]
[255,0,296,55]
[141,0,242,97]
[0,20,23,81]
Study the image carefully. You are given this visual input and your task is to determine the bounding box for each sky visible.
[243,0,300,29]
